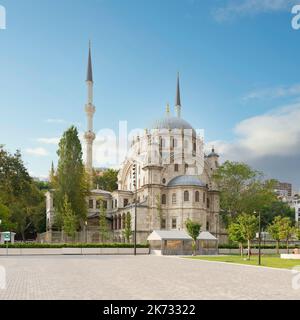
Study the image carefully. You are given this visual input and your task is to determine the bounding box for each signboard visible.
[3,232,10,242]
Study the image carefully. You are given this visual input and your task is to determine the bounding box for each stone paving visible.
[0,255,299,300]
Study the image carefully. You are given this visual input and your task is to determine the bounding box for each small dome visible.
[151,116,196,135]
[167,175,206,187]
[207,148,219,158]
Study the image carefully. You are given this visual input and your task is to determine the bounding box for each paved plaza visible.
[0,255,299,300]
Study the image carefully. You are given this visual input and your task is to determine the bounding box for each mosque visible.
[46,45,221,243]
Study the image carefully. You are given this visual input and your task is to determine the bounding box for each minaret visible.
[175,73,181,118]
[84,42,96,173]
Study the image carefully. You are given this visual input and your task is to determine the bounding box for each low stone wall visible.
[0,247,149,256]
[219,248,292,255]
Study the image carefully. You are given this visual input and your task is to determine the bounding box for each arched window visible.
[122,213,126,229]
[118,215,122,229]
[172,138,177,148]
[172,193,177,204]
[206,221,210,231]
[162,178,166,184]
[161,194,167,205]
[195,191,200,202]
[184,191,189,201]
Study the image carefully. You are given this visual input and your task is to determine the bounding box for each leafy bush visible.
[0,242,149,249]
[218,243,298,249]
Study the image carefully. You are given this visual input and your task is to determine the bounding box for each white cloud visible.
[37,137,60,145]
[25,147,49,157]
[213,0,298,22]
[46,118,66,124]
[243,84,300,101]
[208,103,300,188]
[211,103,300,157]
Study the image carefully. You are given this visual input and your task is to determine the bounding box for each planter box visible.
[0,247,149,256]
[99,248,118,254]
[62,248,82,255]
[281,254,300,260]
[82,248,100,255]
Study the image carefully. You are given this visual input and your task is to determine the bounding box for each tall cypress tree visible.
[54,126,89,230]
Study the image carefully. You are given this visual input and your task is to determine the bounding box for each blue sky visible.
[1,0,300,190]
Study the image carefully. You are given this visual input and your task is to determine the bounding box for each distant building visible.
[291,194,300,224]
[274,181,292,199]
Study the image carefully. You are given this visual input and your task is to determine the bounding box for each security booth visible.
[147,230,218,256]
[0,232,16,244]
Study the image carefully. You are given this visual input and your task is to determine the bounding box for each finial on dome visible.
[166,103,170,116]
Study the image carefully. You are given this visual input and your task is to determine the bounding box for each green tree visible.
[123,212,133,243]
[98,197,110,242]
[228,222,246,257]
[278,217,295,254]
[185,218,201,256]
[267,216,282,255]
[93,169,118,192]
[235,213,258,260]
[54,126,89,230]
[261,201,294,229]
[0,202,13,231]
[61,195,77,239]
[0,146,46,239]
[295,227,300,241]
[213,161,277,225]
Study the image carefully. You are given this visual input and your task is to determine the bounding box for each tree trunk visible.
[247,239,250,260]
[276,240,279,255]
[240,243,243,257]
[287,239,289,254]
[192,240,196,256]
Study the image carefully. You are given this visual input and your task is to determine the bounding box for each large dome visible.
[151,116,196,134]
[167,175,206,187]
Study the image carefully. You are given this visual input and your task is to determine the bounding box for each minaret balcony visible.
[85,103,96,115]
[84,131,96,141]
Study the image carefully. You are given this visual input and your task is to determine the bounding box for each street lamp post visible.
[132,163,137,256]
[254,210,262,266]
[85,220,88,243]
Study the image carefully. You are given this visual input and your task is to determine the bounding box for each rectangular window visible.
[161,218,166,229]
[124,199,128,207]
[89,200,94,209]
[174,164,179,172]
[172,193,176,204]
[172,218,177,229]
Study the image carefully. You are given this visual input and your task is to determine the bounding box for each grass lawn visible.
[186,255,300,270]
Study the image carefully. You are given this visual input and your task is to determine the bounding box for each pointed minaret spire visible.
[175,72,181,118]
[84,42,96,174]
[86,40,93,82]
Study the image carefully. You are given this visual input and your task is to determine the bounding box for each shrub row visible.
[0,243,149,249]
[218,243,299,249]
